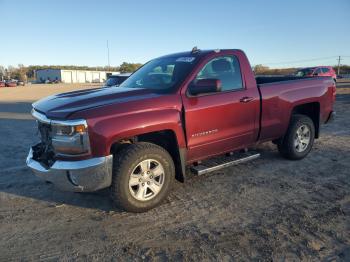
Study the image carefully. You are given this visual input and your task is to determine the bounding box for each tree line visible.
[1,62,350,81]
[0,62,143,81]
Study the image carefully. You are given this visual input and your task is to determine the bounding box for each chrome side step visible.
[191,152,260,176]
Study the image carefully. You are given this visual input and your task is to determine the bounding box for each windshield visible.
[295,68,314,77]
[119,56,198,92]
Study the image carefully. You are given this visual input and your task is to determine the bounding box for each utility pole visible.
[107,40,110,70]
[337,56,342,76]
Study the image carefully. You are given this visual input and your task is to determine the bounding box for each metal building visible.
[36,69,119,83]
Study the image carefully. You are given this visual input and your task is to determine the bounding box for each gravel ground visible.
[0,85,349,261]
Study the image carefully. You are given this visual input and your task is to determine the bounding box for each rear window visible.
[315,68,322,74]
[106,77,122,86]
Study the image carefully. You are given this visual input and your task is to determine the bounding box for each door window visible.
[195,56,243,91]
[322,68,330,73]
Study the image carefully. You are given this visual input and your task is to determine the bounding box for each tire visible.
[110,142,175,212]
[278,114,315,160]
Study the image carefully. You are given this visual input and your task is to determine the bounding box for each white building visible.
[36,69,119,83]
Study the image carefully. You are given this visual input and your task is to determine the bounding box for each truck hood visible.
[33,87,161,119]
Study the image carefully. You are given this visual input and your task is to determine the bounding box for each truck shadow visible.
[2,175,118,212]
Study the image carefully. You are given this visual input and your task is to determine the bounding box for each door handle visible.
[240,96,254,103]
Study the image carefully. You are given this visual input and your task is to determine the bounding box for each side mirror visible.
[313,72,319,76]
[189,79,222,96]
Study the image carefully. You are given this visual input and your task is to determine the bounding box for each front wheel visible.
[278,114,315,160]
[110,142,175,212]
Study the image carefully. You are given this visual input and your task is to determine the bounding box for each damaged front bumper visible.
[26,146,113,192]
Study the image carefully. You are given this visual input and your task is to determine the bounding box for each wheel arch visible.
[110,129,187,183]
[291,102,320,138]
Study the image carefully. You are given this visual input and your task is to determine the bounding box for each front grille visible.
[38,121,51,146]
[32,114,56,167]
[32,142,55,168]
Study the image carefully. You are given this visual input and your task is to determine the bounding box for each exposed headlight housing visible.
[31,109,91,157]
[51,120,90,156]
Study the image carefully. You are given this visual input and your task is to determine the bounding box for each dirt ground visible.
[0,84,349,261]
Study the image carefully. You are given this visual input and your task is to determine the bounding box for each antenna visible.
[107,40,110,69]
[191,46,200,54]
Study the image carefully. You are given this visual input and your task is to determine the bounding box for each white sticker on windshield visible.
[176,57,195,62]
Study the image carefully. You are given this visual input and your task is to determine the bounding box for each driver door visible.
[182,55,258,162]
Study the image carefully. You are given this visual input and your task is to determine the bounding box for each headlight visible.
[51,120,90,156]
[52,124,86,136]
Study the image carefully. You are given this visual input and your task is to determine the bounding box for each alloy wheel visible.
[128,159,165,201]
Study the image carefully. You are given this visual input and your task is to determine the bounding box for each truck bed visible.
[256,75,314,85]
[257,76,335,143]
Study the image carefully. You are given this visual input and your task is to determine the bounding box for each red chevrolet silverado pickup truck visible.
[27,49,336,212]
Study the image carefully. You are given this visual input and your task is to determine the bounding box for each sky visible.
[0,0,349,68]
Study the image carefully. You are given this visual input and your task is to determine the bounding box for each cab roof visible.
[157,49,241,60]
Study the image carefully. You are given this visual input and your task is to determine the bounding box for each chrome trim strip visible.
[31,109,51,124]
[191,153,260,175]
[31,109,87,127]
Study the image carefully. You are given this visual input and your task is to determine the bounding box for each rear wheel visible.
[110,142,175,212]
[278,114,315,160]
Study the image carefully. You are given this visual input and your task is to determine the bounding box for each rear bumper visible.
[26,148,113,192]
[325,111,336,124]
